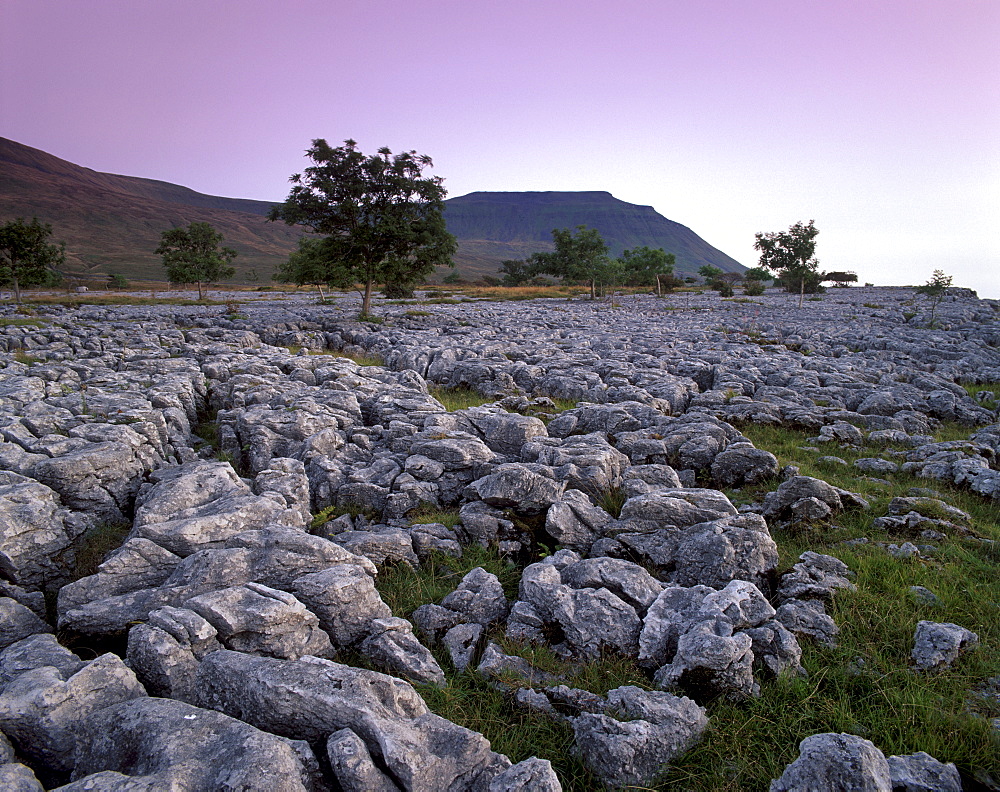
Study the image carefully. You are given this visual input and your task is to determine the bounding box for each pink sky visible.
[3,0,998,296]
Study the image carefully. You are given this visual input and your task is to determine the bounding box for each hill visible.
[444,191,744,279]
[0,137,305,284]
[0,138,744,285]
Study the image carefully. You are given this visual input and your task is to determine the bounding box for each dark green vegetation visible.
[269,139,457,316]
[754,220,823,298]
[155,221,237,300]
[0,216,66,302]
[917,270,955,328]
[364,419,1000,791]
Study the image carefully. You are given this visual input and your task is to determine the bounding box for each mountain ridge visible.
[0,137,743,283]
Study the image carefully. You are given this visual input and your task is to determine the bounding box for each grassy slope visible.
[372,417,1000,791]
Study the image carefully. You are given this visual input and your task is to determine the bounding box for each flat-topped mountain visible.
[444,191,745,278]
[0,138,743,284]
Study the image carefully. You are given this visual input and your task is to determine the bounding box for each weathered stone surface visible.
[126,606,220,701]
[769,733,891,792]
[466,465,566,513]
[775,598,839,646]
[0,598,51,652]
[0,473,82,589]
[326,728,400,792]
[572,685,707,790]
[440,566,510,626]
[670,513,779,590]
[911,620,979,670]
[359,617,447,685]
[620,487,738,527]
[196,650,497,791]
[777,551,856,602]
[185,582,334,660]
[0,633,83,692]
[487,757,562,791]
[886,751,962,792]
[0,653,146,776]
[544,489,614,551]
[65,697,316,791]
[293,563,392,647]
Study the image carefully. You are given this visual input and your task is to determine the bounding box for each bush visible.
[382,281,416,299]
[744,279,765,296]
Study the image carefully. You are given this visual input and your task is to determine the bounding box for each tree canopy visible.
[528,225,610,299]
[916,269,953,327]
[753,220,821,301]
[0,217,65,303]
[269,139,456,316]
[155,221,236,299]
[616,246,676,289]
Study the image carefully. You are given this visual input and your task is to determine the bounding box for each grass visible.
[429,385,497,411]
[366,416,1000,790]
[408,506,462,528]
[0,316,46,327]
[12,349,43,365]
[72,522,131,580]
[961,381,1000,411]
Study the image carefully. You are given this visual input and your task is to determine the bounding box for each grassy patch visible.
[408,506,462,528]
[429,385,496,411]
[0,316,46,327]
[73,522,131,580]
[961,381,1000,411]
[12,349,43,365]
[325,348,385,367]
[376,547,522,617]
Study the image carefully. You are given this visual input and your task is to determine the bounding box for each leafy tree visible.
[743,267,772,283]
[824,271,858,287]
[499,259,530,287]
[743,279,765,296]
[268,138,456,317]
[916,269,953,328]
[106,273,129,291]
[155,221,236,299]
[753,220,821,304]
[616,246,676,293]
[698,264,723,285]
[0,217,66,303]
[274,235,351,302]
[529,226,610,299]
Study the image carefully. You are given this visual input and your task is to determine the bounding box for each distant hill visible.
[0,138,743,285]
[0,137,305,284]
[444,191,744,278]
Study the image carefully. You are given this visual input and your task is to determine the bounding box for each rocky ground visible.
[0,285,997,790]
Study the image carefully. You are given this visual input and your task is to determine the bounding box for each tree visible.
[824,271,858,287]
[529,226,610,299]
[499,259,530,287]
[0,217,66,303]
[916,269,953,328]
[698,264,723,285]
[743,267,772,283]
[754,220,821,305]
[107,273,129,291]
[274,235,351,302]
[155,221,236,299]
[616,247,676,294]
[269,139,456,317]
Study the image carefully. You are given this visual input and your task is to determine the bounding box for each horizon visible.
[2,0,997,298]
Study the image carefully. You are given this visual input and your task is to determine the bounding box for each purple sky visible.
[3,0,998,296]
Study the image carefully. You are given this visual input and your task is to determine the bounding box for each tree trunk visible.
[656,275,662,297]
[590,279,596,300]
[197,281,205,300]
[12,277,21,305]
[317,283,327,303]
[362,279,373,316]
[799,277,805,309]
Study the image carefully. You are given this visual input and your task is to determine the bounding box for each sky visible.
[2,0,998,296]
